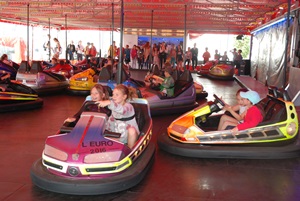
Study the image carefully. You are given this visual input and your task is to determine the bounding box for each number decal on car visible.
[90,148,106,153]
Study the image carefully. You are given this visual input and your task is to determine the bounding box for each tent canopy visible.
[0,0,296,36]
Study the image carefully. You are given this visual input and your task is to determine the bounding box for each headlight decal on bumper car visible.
[197,125,288,144]
[42,153,69,173]
[43,159,63,170]
[82,157,132,174]
[42,153,133,176]
[129,129,152,161]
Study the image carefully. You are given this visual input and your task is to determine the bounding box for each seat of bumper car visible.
[31,61,43,73]
[98,65,113,81]
[18,60,30,73]
[113,66,130,83]
[149,64,161,76]
[171,69,180,82]
[102,101,149,139]
[131,102,150,136]
[257,95,287,126]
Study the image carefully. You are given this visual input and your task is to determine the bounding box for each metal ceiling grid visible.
[0,0,294,36]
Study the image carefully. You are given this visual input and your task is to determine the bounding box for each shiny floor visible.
[1,71,300,201]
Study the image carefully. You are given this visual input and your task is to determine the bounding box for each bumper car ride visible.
[68,65,144,95]
[43,61,74,78]
[16,61,69,94]
[0,75,43,112]
[68,68,97,95]
[140,70,199,116]
[198,60,234,80]
[158,87,300,159]
[197,61,215,76]
[145,65,208,101]
[31,99,155,195]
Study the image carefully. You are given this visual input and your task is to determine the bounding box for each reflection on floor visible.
[1,71,300,201]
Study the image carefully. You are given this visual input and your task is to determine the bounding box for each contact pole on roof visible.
[183,4,187,68]
[31,26,33,61]
[65,14,68,61]
[117,0,124,84]
[27,3,29,63]
[99,25,101,58]
[48,18,51,61]
[150,10,154,64]
[283,0,291,88]
[111,3,114,65]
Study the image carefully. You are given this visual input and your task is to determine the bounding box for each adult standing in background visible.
[169,44,177,68]
[159,42,168,69]
[76,40,84,61]
[231,48,238,63]
[191,43,198,69]
[124,45,131,65]
[152,43,157,63]
[184,47,192,68]
[137,46,144,69]
[235,49,243,75]
[214,49,221,60]
[67,40,76,61]
[152,46,160,67]
[90,43,97,58]
[43,34,51,61]
[108,41,117,59]
[220,51,229,61]
[202,47,210,64]
[52,38,61,59]
[130,45,137,69]
[84,42,91,60]
[143,42,151,69]
[176,44,183,70]
[116,45,125,60]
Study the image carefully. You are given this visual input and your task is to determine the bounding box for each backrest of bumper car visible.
[114,66,129,83]
[257,97,287,126]
[131,102,150,136]
[171,69,180,82]
[173,70,193,97]
[152,64,161,76]
[98,65,112,81]
[31,61,43,73]
[102,85,113,96]
[42,70,67,81]
[268,86,291,101]
[179,70,193,82]
[19,60,30,73]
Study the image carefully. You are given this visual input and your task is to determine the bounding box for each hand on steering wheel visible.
[213,94,225,108]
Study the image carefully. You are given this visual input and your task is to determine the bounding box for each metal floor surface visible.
[1,71,300,201]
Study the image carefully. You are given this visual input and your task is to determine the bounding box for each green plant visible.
[234,35,251,59]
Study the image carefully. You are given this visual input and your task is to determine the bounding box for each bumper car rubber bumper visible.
[67,88,90,96]
[0,98,43,112]
[157,132,300,159]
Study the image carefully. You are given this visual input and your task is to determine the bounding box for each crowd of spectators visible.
[42,36,243,72]
[107,42,243,71]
